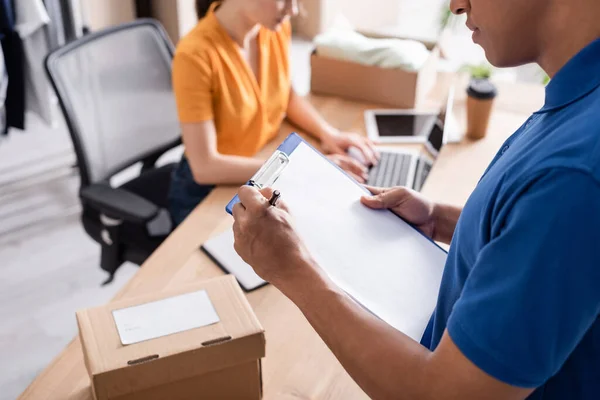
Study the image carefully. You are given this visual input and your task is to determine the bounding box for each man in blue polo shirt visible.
[230,0,600,398]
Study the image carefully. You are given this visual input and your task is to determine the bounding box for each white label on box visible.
[112,290,220,345]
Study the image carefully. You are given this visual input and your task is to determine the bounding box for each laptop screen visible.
[428,121,444,153]
[426,87,454,157]
[374,114,435,138]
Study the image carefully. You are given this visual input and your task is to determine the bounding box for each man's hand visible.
[321,130,379,166]
[231,186,318,289]
[361,186,437,239]
[361,186,462,245]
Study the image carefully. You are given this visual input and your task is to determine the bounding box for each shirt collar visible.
[541,37,600,112]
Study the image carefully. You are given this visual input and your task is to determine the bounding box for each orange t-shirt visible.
[172,4,291,157]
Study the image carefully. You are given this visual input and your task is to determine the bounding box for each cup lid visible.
[467,79,498,100]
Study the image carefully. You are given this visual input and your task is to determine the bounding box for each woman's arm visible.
[173,50,260,185]
[286,89,379,166]
[182,121,263,185]
[286,89,337,142]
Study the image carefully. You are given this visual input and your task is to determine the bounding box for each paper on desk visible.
[112,290,220,345]
[271,142,447,341]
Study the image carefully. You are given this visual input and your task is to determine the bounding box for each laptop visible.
[364,86,456,145]
[352,89,454,191]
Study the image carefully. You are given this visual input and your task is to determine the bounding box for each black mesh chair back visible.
[46,19,180,185]
[46,20,181,283]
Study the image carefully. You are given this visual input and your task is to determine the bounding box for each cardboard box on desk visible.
[310,35,440,108]
[76,275,265,400]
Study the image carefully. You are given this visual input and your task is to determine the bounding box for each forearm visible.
[281,263,433,400]
[191,154,264,185]
[432,204,462,244]
[286,89,335,141]
[233,189,532,400]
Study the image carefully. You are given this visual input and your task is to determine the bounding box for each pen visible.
[268,190,281,207]
[248,180,280,207]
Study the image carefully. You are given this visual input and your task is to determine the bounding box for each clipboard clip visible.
[248,150,289,189]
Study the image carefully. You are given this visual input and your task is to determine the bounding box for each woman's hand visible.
[326,154,369,183]
[321,130,379,166]
[361,186,437,240]
[231,186,318,288]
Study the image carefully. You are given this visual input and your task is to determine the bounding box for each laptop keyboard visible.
[367,152,413,188]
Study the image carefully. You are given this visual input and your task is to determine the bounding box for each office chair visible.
[45,19,182,284]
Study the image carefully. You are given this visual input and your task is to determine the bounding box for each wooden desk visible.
[18,80,545,400]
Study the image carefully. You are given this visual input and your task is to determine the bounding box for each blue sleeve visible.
[447,169,600,388]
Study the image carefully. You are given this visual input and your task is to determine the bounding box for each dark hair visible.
[196,0,220,19]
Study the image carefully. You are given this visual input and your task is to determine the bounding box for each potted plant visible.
[462,62,493,80]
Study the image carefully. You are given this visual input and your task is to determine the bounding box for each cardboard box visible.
[77,276,265,400]
[310,35,440,108]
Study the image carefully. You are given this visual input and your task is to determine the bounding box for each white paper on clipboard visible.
[208,140,447,341]
[277,142,448,341]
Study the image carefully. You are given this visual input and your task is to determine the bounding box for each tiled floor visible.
[0,108,140,399]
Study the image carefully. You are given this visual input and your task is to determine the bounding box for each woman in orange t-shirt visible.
[168,0,378,225]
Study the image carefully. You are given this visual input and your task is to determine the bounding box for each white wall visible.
[324,0,399,32]
[294,0,451,41]
[396,0,447,41]
[294,0,401,38]
[177,0,198,38]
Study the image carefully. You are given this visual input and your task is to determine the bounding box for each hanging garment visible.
[1,0,26,134]
[67,0,84,39]
[0,46,8,134]
[40,0,81,48]
[59,0,81,42]
[43,0,66,50]
[15,0,55,126]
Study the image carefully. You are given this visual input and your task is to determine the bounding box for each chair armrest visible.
[80,184,159,224]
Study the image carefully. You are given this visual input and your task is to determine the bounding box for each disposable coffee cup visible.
[466,79,497,140]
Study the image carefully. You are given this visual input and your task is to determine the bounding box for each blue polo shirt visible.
[422,38,600,399]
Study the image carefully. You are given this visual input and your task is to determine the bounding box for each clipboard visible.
[225,133,439,249]
[226,133,308,213]
[218,133,448,341]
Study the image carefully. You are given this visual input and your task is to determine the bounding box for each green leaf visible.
[460,63,493,79]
